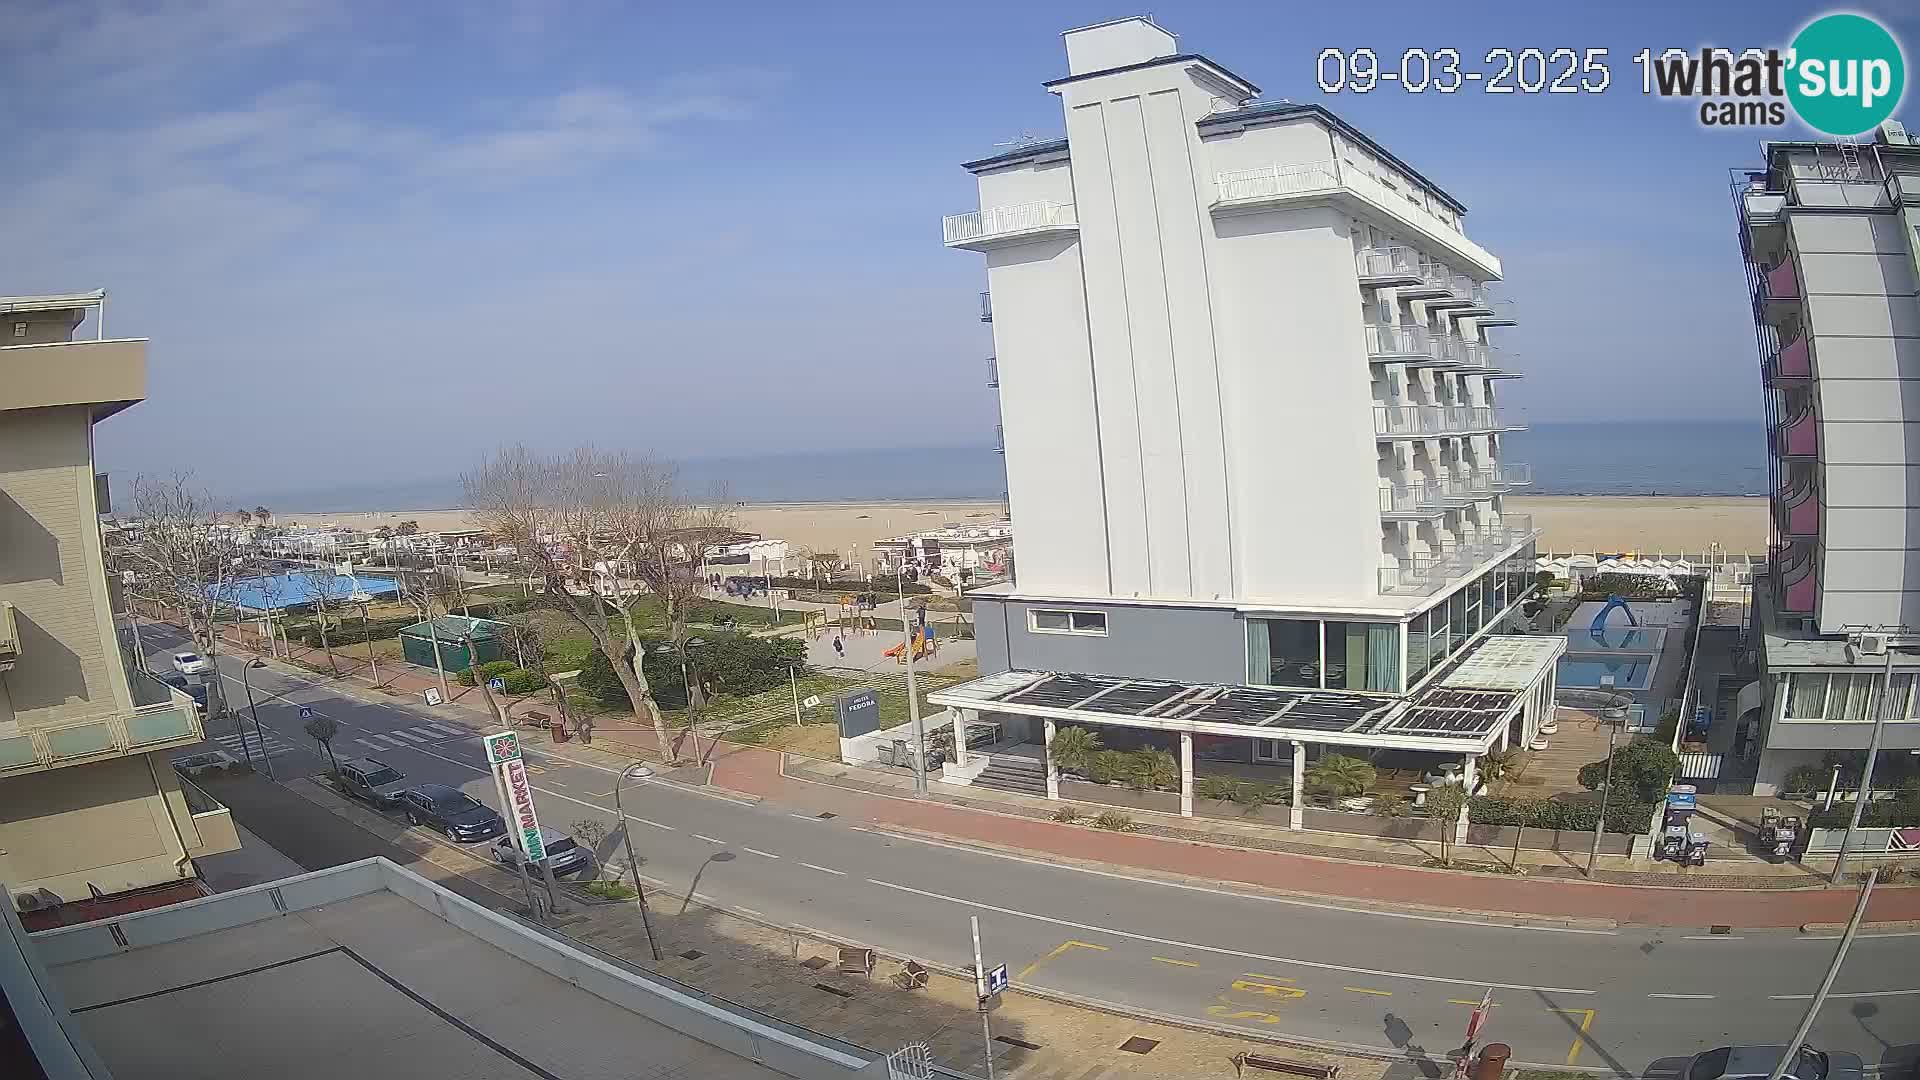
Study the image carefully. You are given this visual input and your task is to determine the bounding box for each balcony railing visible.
[1214,158,1502,277]
[986,357,999,388]
[1488,463,1533,489]
[0,696,202,776]
[993,424,1005,454]
[1356,246,1424,285]
[979,290,992,322]
[1374,405,1523,437]
[1365,323,1432,359]
[1379,481,1447,517]
[943,201,1078,248]
[179,774,241,859]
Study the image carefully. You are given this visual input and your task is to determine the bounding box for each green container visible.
[399,616,505,674]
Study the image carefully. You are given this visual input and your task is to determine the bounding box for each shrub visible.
[1127,749,1179,792]
[1093,810,1133,831]
[1048,726,1103,775]
[1371,793,1412,819]
[1307,754,1376,799]
[1783,764,1827,796]
[582,880,638,900]
[1194,776,1236,801]
[579,632,806,710]
[460,660,519,687]
[1469,795,1656,834]
[1257,783,1292,806]
[1088,749,1132,786]
[1578,738,1680,803]
[1050,806,1081,823]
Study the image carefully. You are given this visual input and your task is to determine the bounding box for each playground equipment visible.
[1589,594,1638,648]
[884,626,934,662]
[799,610,827,639]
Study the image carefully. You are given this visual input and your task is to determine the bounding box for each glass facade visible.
[1782,671,1918,722]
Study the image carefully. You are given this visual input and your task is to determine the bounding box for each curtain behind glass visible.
[1367,623,1400,692]
[1786,673,1827,719]
[1247,619,1271,685]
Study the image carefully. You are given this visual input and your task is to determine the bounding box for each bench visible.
[837,946,875,978]
[1236,1054,1339,1079]
[891,960,929,990]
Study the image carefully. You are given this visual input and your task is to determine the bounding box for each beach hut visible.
[399,616,505,673]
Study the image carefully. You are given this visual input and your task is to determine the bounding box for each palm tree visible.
[1047,725,1102,776]
[252,506,271,524]
[1306,754,1376,799]
[1478,750,1519,791]
[1129,749,1178,792]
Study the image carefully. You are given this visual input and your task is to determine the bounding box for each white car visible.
[172,652,211,676]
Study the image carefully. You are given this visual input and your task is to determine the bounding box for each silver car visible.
[1686,1046,1865,1080]
[492,826,594,878]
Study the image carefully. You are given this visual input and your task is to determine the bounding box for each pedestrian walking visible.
[832,635,845,659]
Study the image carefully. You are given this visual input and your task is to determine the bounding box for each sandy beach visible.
[289,496,1767,561]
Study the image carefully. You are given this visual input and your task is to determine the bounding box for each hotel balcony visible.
[179,773,241,859]
[986,356,999,388]
[1379,481,1448,520]
[1212,159,1502,279]
[1487,462,1533,490]
[979,290,992,322]
[1776,485,1819,540]
[1378,516,1534,595]
[1775,408,1818,460]
[1776,542,1816,614]
[943,200,1079,252]
[1444,470,1495,503]
[1365,323,1434,362]
[1764,335,1811,387]
[1374,404,1524,439]
[1355,246,1425,288]
[0,671,203,778]
[1755,258,1802,323]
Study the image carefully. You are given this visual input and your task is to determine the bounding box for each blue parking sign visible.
[488,678,507,693]
[299,706,314,720]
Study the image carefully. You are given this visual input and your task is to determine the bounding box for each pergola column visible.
[953,710,969,768]
[1043,719,1060,800]
[1455,754,1478,847]
[1290,742,1305,831]
[1179,732,1194,817]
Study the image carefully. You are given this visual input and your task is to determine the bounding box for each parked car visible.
[401,784,506,843]
[172,652,211,676]
[157,672,209,713]
[172,750,237,777]
[1686,1046,1864,1080]
[491,827,594,878]
[337,758,410,808]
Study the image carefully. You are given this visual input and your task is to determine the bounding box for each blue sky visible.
[4,0,1912,495]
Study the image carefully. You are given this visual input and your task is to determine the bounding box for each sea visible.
[244,420,1767,512]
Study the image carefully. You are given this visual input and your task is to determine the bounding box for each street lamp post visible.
[239,658,275,781]
[1585,713,1619,877]
[614,763,662,962]
[1834,633,1902,882]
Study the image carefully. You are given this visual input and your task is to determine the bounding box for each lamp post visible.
[1585,710,1619,877]
[239,657,274,781]
[614,763,662,962]
[1834,632,1902,882]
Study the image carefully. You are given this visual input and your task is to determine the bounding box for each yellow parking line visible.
[1241,973,1295,982]
[1448,999,1502,1007]
[1552,1008,1596,1066]
[1016,940,1108,980]
[1152,956,1199,968]
[1344,987,1393,996]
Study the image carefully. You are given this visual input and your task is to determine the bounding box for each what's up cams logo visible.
[1642,12,1905,135]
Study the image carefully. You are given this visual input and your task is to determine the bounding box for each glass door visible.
[1253,740,1290,765]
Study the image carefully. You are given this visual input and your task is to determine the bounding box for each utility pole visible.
[1834,632,1901,882]
[1765,869,1877,1080]
[971,916,996,1080]
[1585,712,1619,877]
[900,566,925,795]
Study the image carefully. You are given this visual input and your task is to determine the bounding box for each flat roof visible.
[1751,566,1920,672]
[1196,101,1469,215]
[1443,636,1569,691]
[0,289,105,314]
[930,642,1554,754]
[30,859,865,1080]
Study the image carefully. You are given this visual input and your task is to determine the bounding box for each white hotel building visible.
[926,18,1562,822]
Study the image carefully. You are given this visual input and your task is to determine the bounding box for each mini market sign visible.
[483,731,545,862]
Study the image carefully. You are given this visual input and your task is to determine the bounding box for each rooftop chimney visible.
[1062,16,1177,77]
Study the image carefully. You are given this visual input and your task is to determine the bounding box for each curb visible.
[1800,919,1920,934]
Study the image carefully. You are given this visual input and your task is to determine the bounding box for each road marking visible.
[1801,930,1920,940]
[1241,973,1295,983]
[1232,979,1306,999]
[1017,940,1109,980]
[693,834,724,844]
[861,828,1614,935]
[1682,935,1743,941]
[741,847,781,860]
[735,907,764,917]
[389,730,430,743]
[1447,999,1503,1007]
[1770,988,1920,1000]
[628,816,674,831]
[588,791,615,799]
[397,743,628,818]
[789,813,821,821]
[353,738,390,750]
[1647,993,1715,1000]
[1553,1008,1595,1066]
[1152,957,1199,968]
[364,734,404,748]
[424,724,463,737]
[546,780,569,789]
[866,879,1595,995]
[629,776,756,808]
[1345,987,1393,996]
[801,863,846,876]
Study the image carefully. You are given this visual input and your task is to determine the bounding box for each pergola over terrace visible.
[927,635,1564,837]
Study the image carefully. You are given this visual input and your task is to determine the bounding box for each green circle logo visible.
[1788,13,1906,136]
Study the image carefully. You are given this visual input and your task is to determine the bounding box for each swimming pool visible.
[1581,625,1663,650]
[1557,654,1655,690]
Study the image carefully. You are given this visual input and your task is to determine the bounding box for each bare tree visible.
[627,473,737,763]
[298,564,345,675]
[393,564,461,701]
[252,505,272,524]
[304,713,341,771]
[112,475,250,655]
[465,446,732,764]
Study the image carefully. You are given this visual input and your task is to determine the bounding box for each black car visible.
[401,784,506,842]
[157,672,209,713]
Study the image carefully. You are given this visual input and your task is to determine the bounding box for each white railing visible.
[1374,405,1518,436]
[985,357,998,388]
[1429,333,1467,363]
[1379,481,1445,515]
[1218,159,1501,276]
[979,290,992,321]
[1491,463,1533,488]
[1456,341,1500,369]
[1356,245,1419,279]
[1365,323,1431,357]
[943,201,1078,246]
[992,424,1005,453]
[0,699,202,775]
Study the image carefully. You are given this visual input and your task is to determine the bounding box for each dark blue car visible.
[400,784,506,843]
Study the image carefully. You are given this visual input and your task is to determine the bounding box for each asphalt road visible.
[149,629,1920,1076]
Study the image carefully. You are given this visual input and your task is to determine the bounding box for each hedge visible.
[734,574,932,596]
[1808,796,1920,829]
[296,615,415,648]
[578,632,807,711]
[458,660,518,687]
[1469,795,1657,834]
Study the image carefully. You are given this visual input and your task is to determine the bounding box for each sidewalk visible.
[204,769,1398,1080]
[193,622,1920,929]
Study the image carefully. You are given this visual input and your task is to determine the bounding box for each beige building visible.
[0,290,236,925]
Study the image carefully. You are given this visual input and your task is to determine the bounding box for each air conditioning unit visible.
[1857,632,1891,655]
[12,889,59,914]
[0,601,18,672]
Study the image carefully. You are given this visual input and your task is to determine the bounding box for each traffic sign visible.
[984,963,1008,997]
[802,695,822,709]
[299,706,314,720]
[488,678,507,693]
[423,687,444,707]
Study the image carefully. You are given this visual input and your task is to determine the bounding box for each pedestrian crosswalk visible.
[352,724,468,752]
[212,728,298,760]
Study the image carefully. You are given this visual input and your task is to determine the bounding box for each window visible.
[1323,621,1401,693]
[1259,619,1320,688]
[1028,608,1107,636]
[11,322,26,338]
[1825,673,1877,721]
[1785,673,1828,719]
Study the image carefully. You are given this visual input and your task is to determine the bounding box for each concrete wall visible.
[972,594,1246,684]
[1789,210,1920,631]
[0,405,133,729]
[0,753,192,901]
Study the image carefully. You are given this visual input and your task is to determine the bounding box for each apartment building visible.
[0,290,236,926]
[928,19,1559,821]
[1733,124,1920,794]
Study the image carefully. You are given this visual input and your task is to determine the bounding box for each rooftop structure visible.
[8,858,875,1079]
